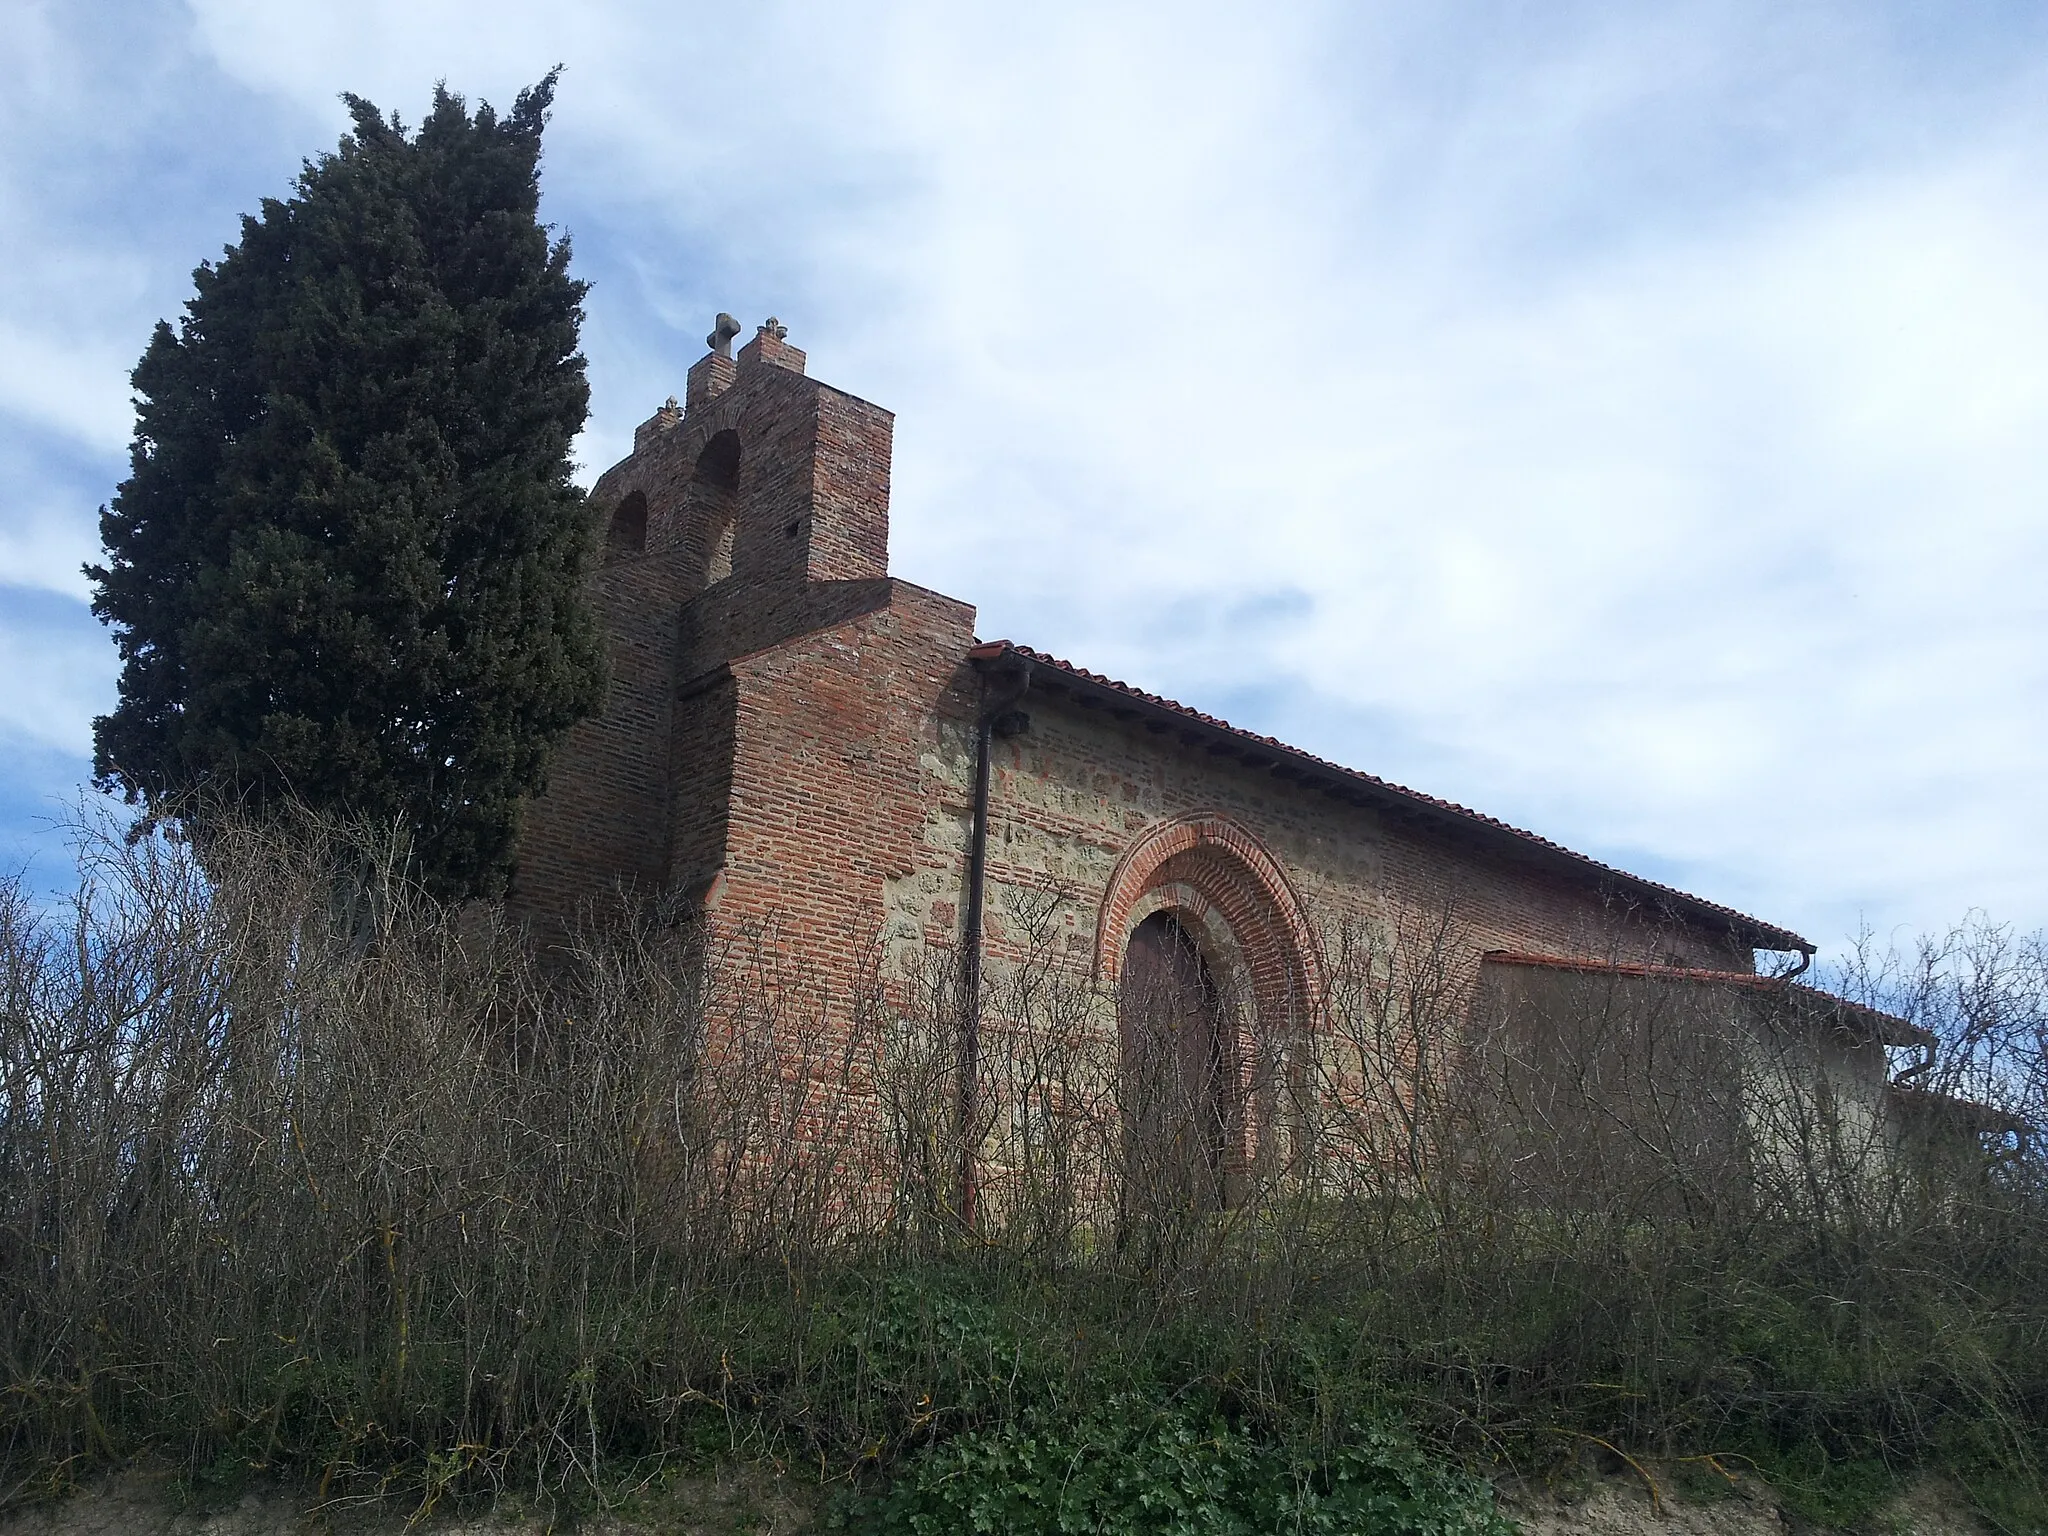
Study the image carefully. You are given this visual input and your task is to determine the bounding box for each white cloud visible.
[806,10,2048,948]
[0,319,141,456]
[2,0,2043,952]
[0,495,99,600]
[0,595,113,756]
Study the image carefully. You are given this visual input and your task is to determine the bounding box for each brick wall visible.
[711,584,979,993]
[512,322,904,927]
[905,691,1748,1011]
[510,549,688,920]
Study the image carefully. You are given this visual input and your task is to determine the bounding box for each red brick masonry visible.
[513,323,1818,1140]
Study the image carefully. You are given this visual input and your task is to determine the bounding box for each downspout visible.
[1769,941,1938,1087]
[1892,1037,1937,1086]
[958,651,1031,1229]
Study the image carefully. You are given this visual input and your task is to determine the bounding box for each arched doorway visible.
[1119,910,1233,1214]
[1096,813,1326,1198]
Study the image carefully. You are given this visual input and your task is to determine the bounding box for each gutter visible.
[957,649,1031,1228]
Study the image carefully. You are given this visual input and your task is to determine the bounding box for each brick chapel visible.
[511,316,1926,1200]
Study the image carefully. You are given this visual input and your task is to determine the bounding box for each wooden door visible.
[1120,912,1229,1213]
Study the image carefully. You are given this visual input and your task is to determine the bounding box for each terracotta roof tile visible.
[1887,1083,2033,1134]
[1480,949,1926,1046]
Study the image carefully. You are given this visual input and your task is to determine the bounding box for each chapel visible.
[510,317,1928,1199]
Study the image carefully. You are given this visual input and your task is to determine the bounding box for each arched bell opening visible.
[684,429,742,584]
[606,489,648,555]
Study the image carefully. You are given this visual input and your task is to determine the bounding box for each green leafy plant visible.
[847,1400,1509,1536]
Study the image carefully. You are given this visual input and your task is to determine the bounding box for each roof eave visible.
[1482,951,1929,1046]
[973,641,1810,955]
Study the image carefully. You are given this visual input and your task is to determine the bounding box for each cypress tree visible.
[88,74,605,900]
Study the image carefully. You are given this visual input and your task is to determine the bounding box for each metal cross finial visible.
[706,313,741,358]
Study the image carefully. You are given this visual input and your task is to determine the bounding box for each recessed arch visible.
[694,428,741,490]
[1124,880,1246,989]
[1096,813,1326,1188]
[1094,812,1324,1030]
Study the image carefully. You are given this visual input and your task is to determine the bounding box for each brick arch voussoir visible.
[1095,812,1325,1031]
[1158,850,1313,1033]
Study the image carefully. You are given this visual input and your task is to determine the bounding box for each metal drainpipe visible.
[1775,942,1935,1085]
[1893,1037,1937,1085]
[958,654,1031,1229]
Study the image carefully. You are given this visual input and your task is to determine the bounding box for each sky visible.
[2,0,2045,959]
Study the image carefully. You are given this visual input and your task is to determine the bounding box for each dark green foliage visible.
[849,1400,1509,1535]
[88,75,603,898]
[1730,1444,1901,1529]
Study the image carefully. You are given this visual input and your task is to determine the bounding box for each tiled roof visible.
[1481,950,1927,1046]
[968,639,1810,955]
[1887,1083,2032,1134]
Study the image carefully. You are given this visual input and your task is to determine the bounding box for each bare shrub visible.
[0,810,869,1507]
[0,816,2041,1520]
